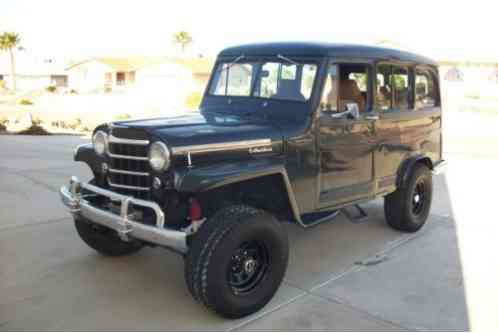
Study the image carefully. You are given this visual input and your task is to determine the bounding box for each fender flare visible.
[396,155,434,189]
[173,159,302,224]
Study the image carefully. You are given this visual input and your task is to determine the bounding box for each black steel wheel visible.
[227,240,270,295]
[411,179,427,216]
[384,163,433,232]
[184,205,288,319]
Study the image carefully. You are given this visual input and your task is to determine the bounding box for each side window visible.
[376,65,392,110]
[415,69,437,109]
[338,64,369,112]
[392,66,410,110]
[319,64,338,112]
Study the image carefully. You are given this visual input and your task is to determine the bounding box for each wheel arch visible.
[174,160,301,223]
[396,155,434,189]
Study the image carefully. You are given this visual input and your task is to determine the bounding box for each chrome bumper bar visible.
[60,176,188,253]
[432,160,448,175]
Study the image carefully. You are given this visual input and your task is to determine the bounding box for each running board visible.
[340,204,368,223]
[300,210,340,227]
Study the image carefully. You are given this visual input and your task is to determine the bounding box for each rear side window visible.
[392,66,410,110]
[376,65,391,110]
[376,65,411,111]
[415,69,438,109]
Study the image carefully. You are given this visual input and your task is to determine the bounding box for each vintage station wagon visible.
[60,42,446,318]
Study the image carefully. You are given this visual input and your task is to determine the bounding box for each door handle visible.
[365,115,379,121]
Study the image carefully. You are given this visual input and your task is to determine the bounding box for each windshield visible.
[208,60,318,102]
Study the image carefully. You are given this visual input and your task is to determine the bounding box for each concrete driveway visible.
[0,133,495,331]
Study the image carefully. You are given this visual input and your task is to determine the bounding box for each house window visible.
[50,75,68,87]
[116,72,126,85]
[105,73,113,84]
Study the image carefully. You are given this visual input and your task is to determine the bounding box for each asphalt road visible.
[1,133,496,331]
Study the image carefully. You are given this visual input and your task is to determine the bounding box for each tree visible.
[0,32,22,91]
[173,31,193,53]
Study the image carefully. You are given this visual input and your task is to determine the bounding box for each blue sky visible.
[1,0,498,61]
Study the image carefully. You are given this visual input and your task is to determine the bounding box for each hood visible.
[111,113,283,162]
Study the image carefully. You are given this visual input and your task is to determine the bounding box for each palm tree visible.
[173,31,193,53]
[0,32,22,91]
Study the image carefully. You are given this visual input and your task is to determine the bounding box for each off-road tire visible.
[74,216,143,256]
[384,163,433,232]
[184,205,289,319]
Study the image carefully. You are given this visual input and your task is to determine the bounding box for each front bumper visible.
[60,176,188,253]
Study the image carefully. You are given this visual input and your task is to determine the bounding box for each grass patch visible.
[185,91,202,110]
[18,98,34,105]
[114,113,132,121]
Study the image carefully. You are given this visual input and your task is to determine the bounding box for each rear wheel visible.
[384,163,433,232]
[184,205,289,319]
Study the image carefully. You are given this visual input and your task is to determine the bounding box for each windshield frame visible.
[206,56,322,104]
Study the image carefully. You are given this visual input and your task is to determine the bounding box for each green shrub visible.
[0,123,6,131]
[69,89,77,94]
[18,98,34,105]
[68,118,82,130]
[46,85,57,93]
[17,124,51,135]
[185,91,202,110]
[32,117,43,125]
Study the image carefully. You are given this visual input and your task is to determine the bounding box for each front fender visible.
[173,158,303,224]
[74,143,105,177]
[174,158,287,193]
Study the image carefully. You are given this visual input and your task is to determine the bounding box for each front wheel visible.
[184,205,289,319]
[384,163,433,232]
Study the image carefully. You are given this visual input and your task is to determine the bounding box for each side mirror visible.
[331,103,360,119]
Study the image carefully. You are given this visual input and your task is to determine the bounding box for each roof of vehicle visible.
[218,42,437,66]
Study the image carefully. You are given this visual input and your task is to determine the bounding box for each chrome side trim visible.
[108,179,150,191]
[60,177,187,252]
[109,168,149,176]
[109,135,149,146]
[108,152,148,161]
[171,139,272,155]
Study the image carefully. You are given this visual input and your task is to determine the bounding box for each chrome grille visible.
[108,135,151,199]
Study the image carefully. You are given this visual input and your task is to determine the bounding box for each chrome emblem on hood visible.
[249,146,273,154]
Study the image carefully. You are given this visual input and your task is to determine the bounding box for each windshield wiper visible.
[216,54,246,72]
[277,54,299,65]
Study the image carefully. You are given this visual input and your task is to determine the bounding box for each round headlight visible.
[92,131,108,156]
[149,142,170,172]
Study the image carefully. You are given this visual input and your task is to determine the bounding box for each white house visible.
[0,54,68,90]
[66,57,213,94]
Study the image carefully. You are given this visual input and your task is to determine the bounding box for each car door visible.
[317,62,377,209]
